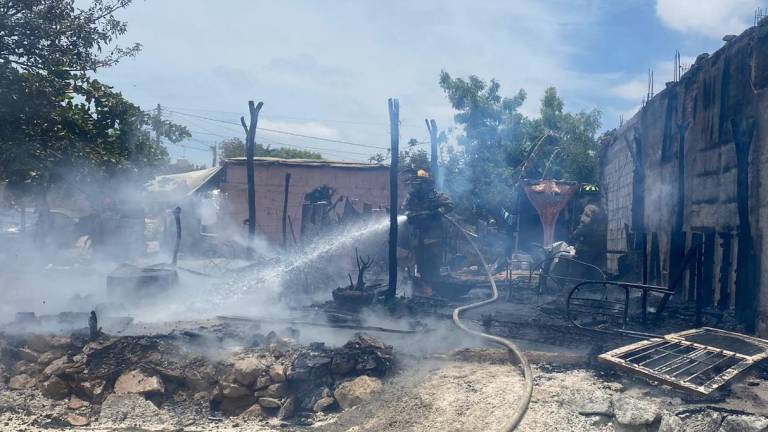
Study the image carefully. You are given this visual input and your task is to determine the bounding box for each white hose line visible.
[445,215,534,431]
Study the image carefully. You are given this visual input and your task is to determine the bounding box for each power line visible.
[164,105,389,127]
[166,142,210,153]
[166,109,389,150]
[185,127,374,159]
[257,136,372,158]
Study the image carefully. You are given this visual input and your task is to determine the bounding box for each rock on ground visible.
[720,414,768,432]
[232,355,267,386]
[97,393,172,429]
[64,413,89,426]
[221,382,250,398]
[611,395,660,431]
[658,414,683,432]
[114,369,165,395]
[269,364,286,383]
[679,411,724,432]
[333,375,383,410]
[314,396,336,412]
[570,391,613,416]
[239,403,265,419]
[39,376,69,400]
[8,374,35,390]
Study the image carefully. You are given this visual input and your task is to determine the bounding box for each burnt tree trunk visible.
[240,101,264,258]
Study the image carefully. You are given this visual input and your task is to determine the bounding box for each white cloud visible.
[94,0,623,163]
[656,0,762,39]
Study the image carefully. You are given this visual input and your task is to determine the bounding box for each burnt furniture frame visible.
[599,327,768,395]
[530,254,608,295]
[566,280,675,337]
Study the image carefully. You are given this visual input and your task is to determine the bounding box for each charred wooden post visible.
[386,98,399,301]
[282,173,292,248]
[702,231,716,308]
[718,230,733,310]
[240,100,264,258]
[172,206,181,266]
[425,118,439,188]
[731,117,758,332]
[88,310,99,341]
[669,122,690,295]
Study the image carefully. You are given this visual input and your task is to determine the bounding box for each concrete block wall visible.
[600,21,768,334]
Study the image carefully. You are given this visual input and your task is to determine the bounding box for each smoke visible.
[2,172,484,358]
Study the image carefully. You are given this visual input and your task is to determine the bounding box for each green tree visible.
[438,72,601,217]
[217,137,322,160]
[524,87,601,183]
[369,138,431,173]
[0,0,190,211]
[438,71,528,215]
[0,66,190,202]
[218,138,246,160]
[0,0,140,72]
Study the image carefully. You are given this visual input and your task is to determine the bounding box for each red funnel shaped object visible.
[523,180,578,247]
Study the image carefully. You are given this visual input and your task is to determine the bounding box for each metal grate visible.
[599,327,768,395]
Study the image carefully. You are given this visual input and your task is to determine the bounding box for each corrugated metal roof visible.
[224,157,387,169]
[145,166,223,199]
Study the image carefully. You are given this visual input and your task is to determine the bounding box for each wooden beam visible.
[172,206,181,266]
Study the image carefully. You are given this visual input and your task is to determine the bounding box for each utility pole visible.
[210,145,217,167]
[240,101,264,258]
[387,98,400,301]
[425,118,439,188]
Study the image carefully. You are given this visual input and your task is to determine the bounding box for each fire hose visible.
[444,215,534,431]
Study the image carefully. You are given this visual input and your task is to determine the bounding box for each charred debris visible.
[3,20,768,432]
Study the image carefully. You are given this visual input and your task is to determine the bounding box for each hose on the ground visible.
[444,215,534,431]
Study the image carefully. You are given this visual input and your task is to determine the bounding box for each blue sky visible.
[94,0,767,165]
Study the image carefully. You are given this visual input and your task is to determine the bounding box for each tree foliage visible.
[438,71,601,216]
[0,65,190,200]
[0,0,189,207]
[369,138,433,173]
[0,0,141,72]
[217,137,322,161]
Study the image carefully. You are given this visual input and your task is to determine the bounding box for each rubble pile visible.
[0,330,394,426]
[571,391,768,432]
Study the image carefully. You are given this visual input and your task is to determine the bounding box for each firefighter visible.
[404,169,453,291]
[570,202,607,270]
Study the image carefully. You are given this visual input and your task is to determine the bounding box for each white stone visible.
[333,376,383,410]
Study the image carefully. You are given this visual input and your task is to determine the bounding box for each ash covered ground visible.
[2,310,768,432]
[2,214,768,432]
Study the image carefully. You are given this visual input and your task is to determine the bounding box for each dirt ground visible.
[309,361,610,432]
[2,354,768,432]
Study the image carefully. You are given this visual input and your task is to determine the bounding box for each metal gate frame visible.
[599,327,768,395]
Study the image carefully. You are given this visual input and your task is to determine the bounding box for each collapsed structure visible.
[601,21,768,335]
